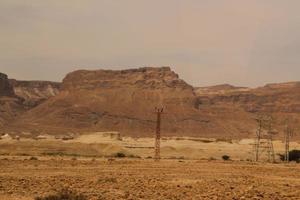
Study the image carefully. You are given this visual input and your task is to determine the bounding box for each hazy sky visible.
[1,0,300,87]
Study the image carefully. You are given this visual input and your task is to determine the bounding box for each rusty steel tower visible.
[284,119,294,163]
[154,107,164,161]
[254,115,276,163]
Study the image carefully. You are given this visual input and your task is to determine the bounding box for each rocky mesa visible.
[8,67,258,138]
[13,67,215,137]
[2,67,300,139]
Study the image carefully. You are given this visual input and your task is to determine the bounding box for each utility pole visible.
[255,117,263,162]
[284,120,293,163]
[154,107,163,161]
[266,120,276,163]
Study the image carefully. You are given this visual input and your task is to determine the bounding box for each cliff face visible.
[0,73,22,128]
[63,67,192,91]
[196,82,300,113]
[0,73,15,97]
[9,80,61,106]
[196,82,300,133]
[0,73,61,129]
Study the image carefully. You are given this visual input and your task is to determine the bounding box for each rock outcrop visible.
[0,73,15,97]
[9,80,60,106]
[0,73,22,128]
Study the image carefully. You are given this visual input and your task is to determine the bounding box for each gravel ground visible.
[0,158,299,200]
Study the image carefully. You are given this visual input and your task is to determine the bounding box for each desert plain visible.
[0,133,299,200]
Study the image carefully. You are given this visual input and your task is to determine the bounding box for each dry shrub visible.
[127,154,141,159]
[114,152,126,158]
[209,157,217,161]
[278,150,300,163]
[222,155,230,161]
[35,188,86,200]
[216,138,233,144]
[97,177,117,184]
[30,156,38,161]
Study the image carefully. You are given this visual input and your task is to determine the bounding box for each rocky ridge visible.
[0,73,60,129]
[1,67,299,139]
[9,80,60,106]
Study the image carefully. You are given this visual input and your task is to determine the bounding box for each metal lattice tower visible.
[284,120,294,163]
[254,117,263,162]
[154,107,163,161]
[254,115,277,163]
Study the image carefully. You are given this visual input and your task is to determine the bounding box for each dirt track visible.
[0,158,299,200]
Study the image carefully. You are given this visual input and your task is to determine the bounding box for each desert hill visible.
[0,73,60,130]
[1,67,299,139]
[196,82,300,133]
[196,82,300,114]
[10,67,219,137]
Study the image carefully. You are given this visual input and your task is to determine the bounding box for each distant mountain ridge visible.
[1,68,299,139]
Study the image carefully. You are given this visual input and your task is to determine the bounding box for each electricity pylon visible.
[254,115,276,163]
[154,107,163,161]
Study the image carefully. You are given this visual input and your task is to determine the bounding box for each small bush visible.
[97,177,117,184]
[127,154,141,159]
[289,150,300,162]
[222,155,230,161]
[279,150,300,162]
[35,188,87,200]
[168,156,185,160]
[30,156,38,161]
[114,152,126,158]
[107,158,115,162]
[71,157,77,161]
[209,157,216,161]
[216,138,233,144]
[17,153,31,156]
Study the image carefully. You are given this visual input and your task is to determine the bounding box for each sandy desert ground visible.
[0,133,299,199]
[0,158,299,200]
